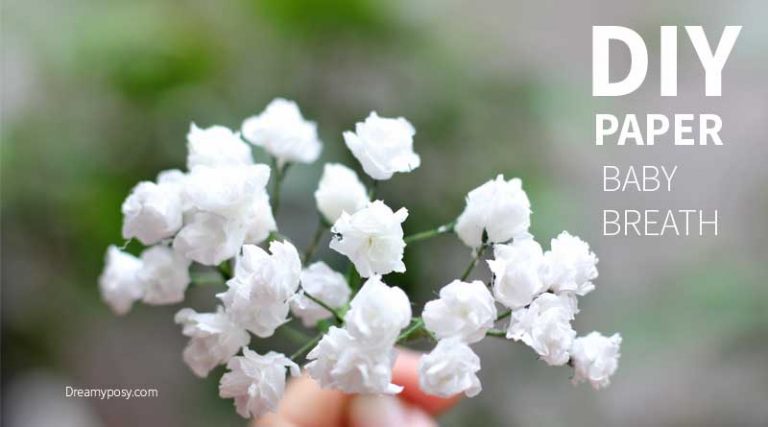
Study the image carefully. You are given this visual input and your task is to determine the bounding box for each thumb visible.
[348,395,437,427]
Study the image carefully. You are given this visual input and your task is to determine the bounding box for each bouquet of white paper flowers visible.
[99,98,622,419]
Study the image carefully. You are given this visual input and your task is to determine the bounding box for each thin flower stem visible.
[279,325,311,345]
[486,328,507,338]
[304,291,344,323]
[368,179,379,199]
[302,220,327,263]
[459,243,489,281]
[270,158,290,213]
[404,221,455,244]
[290,333,323,361]
[396,318,425,343]
[496,310,512,321]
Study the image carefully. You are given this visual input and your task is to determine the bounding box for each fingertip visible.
[348,395,438,427]
[261,374,350,427]
[391,348,463,416]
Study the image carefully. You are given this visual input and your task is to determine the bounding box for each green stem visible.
[486,328,507,338]
[496,309,512,321]
[290,333,323,361]
[303,220,327,263]
[368,179,379,199]
[270,158,290,213]
[459,243,488,281]
[404,221,455,244]
[304,291,344,323]
[279,325,311,345]
[397,318,425,343]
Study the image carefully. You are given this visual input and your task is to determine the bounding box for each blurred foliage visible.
[255,0,396,40]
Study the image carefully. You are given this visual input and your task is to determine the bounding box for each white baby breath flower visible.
[344,275,412,344]
[571,332,622,390]
[419,338,482,398]
[173,211,247,266]
[305,326,402,394]
[243,190,277,245]
[138,245,191,305]
[241,98,321,166]
[314,163,370,224]
[175,307,250,377]
[330,201,408,277]
[423,280,497,344]
[543,231,599,296]
[98,246,144,315]
[184,164,271,220]
[454,175,532,249]
[157,168,187,187]
[218,285,290,338]
[186,123,253,169]
[216,241,300,337]
[343,112,420,180]
[156,168,190,209]
[506,293,577,366]
[219,348,300,419]
[230,241,302,302]
[488,239,547,309]
[121,180,184,245]
[291,262,351,327]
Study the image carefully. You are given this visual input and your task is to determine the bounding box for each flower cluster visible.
[100,98,622,420]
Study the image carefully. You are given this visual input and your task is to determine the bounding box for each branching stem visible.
[303,220,327,263]
[404,221,455,244]
[304,291,344,323]
[290,333,323,361]
[460,243,489,281]
[270,158,290,213]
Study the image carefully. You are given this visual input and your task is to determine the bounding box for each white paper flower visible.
[219,348,300,419]
[291,262,351,327]
[418,338,482,398]
[423,280,497,344]
[506,293,577,366]
[173,211,247,266]
[218,286,291,338]
[571,332,622,390]
[184,164,271,220]
[241,98,321,166]
[488,239,547,309]
[138,245,191,305]
[314,163,370,224]
[330,201,408,277]
[98,246,144,315]
[305,326,402,394]
[186,123,253,169]
[121,180,184,245]
[344,275,412,344]
[454,175,531,249]
[229,241,302,303]
[543,231,599,296]
[343,112,420,180]
[243,190,277,245]
[175,307,250,377]
[156,168,187,187]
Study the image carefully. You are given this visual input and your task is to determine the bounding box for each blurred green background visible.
[2,0,767,426]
